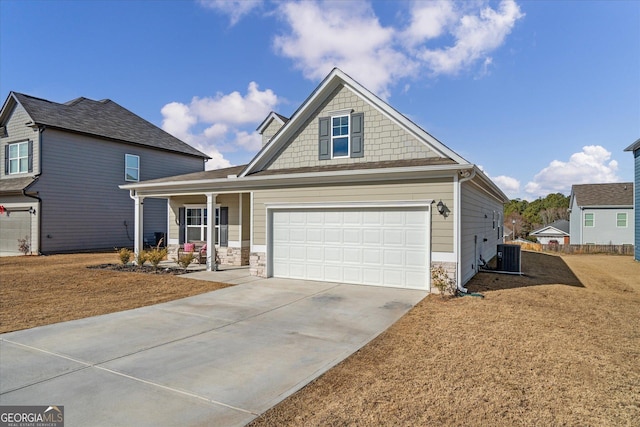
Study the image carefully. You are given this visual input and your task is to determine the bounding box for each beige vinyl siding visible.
[266,84,442,170]
[1,103,40,178]
[460,179,504,285]
[242,193,251,241]
[217,193,239,242]
[252,178,454,252]
[168,194,246,243]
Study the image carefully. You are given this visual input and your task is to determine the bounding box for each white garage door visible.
[0,211,31,256]
[271,207,430,289]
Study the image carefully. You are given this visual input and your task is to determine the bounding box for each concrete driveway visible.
[0,275,427,426]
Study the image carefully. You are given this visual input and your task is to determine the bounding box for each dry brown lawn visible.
[1,252,638,425]
[0,253,230,333]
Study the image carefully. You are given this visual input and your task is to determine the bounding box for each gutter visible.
[120,163,475,193]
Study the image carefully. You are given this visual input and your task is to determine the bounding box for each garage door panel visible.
[406,230,427,246]
[383,229,404,246]
[363,229,381,245]
[306,246,323,263]
[362,248,382,264]
[343,248,362,264]
[324,247,342,262]
[272,207,429,290]
[406,271,427,287]
[383,249,404,267]
[306,228,323,244]
[343,229,361,245]
[383,270,404,287]
[343,267,361,284]
[406,250,427,267]
[324,228,342,244]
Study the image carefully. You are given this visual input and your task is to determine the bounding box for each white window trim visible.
[330,113,350,159]
[584,212,595,227]
[616,212,628,228]
[8,141,29,175]
[184,204,221,244]
[125,154,140,182]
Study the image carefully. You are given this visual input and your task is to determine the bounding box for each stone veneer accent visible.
[430,261,457,294]
[168,244,249,267]
[250,252,267,277]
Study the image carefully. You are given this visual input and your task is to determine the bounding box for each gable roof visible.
[530,219,570,236]
[240,68,470,177]
[624,137,640,153]
[256,111,289,134]
[570,182,634,207]
[0,92,209,159]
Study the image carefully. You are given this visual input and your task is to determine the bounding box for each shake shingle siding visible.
[30,129,204,253]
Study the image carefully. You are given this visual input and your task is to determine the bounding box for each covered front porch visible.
[130,191,251,272]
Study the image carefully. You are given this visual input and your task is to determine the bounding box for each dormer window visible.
[332,115,350,158]
[318,111,364,160]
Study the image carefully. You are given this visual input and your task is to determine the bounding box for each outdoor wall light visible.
[436,200,446,215]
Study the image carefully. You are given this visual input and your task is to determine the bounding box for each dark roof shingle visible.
[11,92,208,159]
[571,182,634,206]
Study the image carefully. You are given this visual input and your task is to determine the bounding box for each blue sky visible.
[1,0,638,200]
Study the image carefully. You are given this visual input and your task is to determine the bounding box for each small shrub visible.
[146,247,168,270]
[116,247,132,265]
[175,252,196,271]
[17,236,30,255]
[432,265,455,298]
[135,250,148,266]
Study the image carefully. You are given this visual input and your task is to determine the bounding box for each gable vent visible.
[0,126,6,137]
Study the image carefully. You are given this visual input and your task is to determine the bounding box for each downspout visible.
[22,189,42,255]
[456,167,477,293]
[21,125,44,254]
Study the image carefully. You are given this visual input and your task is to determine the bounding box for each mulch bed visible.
[87,264,189,275]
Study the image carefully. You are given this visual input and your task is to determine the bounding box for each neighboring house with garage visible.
[0,92,209,256]
[529,219,570,244]
[624,138,640,260]
[121,68,508,292]
[568,182,634,245]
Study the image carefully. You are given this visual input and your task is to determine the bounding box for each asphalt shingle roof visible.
[571,182,634,207]
[531,219,570,235]
[0,176,37,193]
[11,92,209,159]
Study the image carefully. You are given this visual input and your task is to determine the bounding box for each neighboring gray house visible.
[0,92,209,255]
[529,219,570,244]
[121,68,509,293]
[568,182,634,245]
[624,138,640,260]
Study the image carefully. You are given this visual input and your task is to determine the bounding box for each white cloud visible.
[198,0,262,26]
[161,82,279,169]
[402,1,457,45]
[418,0,524,75]
[268,0,524,97]
[273,1,415,98]
[479,165,520,198]
[524,145,620,197]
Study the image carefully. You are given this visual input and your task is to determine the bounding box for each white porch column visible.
[206,193,217,271]
[132,192,144,257]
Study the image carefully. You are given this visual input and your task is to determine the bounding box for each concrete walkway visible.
[0,273,427,426]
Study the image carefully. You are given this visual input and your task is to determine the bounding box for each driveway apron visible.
[0,277,427,426]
